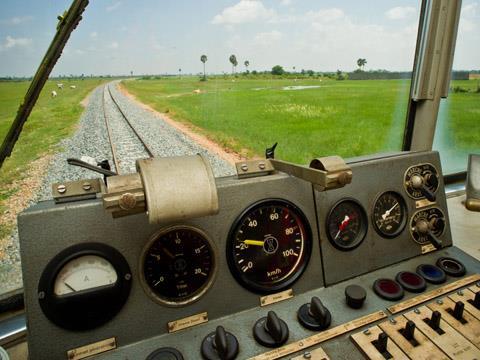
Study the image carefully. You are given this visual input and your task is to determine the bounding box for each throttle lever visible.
[67,157,117,177]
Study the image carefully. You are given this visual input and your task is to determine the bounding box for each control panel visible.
[17,150,480,359]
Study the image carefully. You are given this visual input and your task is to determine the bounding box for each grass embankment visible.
[0,79,106,239]
[123,77,412,163]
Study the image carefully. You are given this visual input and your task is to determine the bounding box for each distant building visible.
[469,73,480,80]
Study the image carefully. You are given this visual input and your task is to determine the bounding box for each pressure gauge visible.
[38,243,131,331]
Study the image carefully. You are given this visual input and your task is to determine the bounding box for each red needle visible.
[339,215,351,232]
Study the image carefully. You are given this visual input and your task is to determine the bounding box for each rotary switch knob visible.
[415,219,442,249]
[253,311,289,348]
[201,326,239,360]
[298,296,332,330]
[410,174,436,202]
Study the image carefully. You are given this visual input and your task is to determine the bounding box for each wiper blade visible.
[0,0,90,169]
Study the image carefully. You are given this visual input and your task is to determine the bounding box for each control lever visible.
[410,174,436,202]
[298,296,332,330]
[67,157,117,177]
[201,326,239,360]
[425,310,444,334]
[452,301,465,321]
[253,311,289,348]
[472,292,480,309]
[401,320,416,341]
[415,219,442,249]
[372,332,391,359]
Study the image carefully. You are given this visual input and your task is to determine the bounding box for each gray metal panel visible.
[315,151,452,285]
[18,173,323,359]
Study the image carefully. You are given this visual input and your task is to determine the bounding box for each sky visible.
[0,0,478,77]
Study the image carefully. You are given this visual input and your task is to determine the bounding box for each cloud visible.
[385,6,416,20]
[280,0,292,6]
[462,2,478,16]
[3,35,32,49]
[212,0,276,25]
[306,8,345,23]
[108,41,119,49]
[106,1,122,12]
[254,30,283,46]
[0,16,33,25]
[90,32,98,38]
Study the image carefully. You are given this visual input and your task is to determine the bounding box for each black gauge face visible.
[327,199,368,251]
[38,243,131,331]
[227,199,312,294]
[372,191,407,238]
[142,226,216,306]
[410,207,446,245]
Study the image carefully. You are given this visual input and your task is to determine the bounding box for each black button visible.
[345,285,366,309]
[146,347,184,360]
[436,257,466,277]
[395,271,427,293]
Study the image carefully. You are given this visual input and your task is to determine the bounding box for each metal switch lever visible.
[402,320,416,341]
[453,301,465,321]
[428,310,442,330]
[374,332,389,354]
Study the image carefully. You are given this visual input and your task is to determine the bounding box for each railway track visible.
[102,84,154,174]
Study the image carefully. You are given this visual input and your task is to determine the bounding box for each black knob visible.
[473,292,480,309]
[146,347,184,360]
[201,326,239,360]
[402,320,416,341]
[427,231,443,249]
[420,184,436,202]
[428,310,442,330]
[253,311,289,348]
[345,285,366,309]
[298,297,331,331]
[453,301,465,321]
[374,332,388,353]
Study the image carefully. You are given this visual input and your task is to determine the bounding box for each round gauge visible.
[410,207,446,245]
[38,243,132,331]
[372,191,407,238]
[227,199,312,294]
[141,226,216,306]
[326,199,368,251]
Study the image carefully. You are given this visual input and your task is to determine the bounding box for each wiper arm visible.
[0,0,90,169]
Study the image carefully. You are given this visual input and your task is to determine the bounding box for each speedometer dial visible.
[372,191,407,238]
[227,199,312,294]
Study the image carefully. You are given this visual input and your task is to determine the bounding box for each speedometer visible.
[227,199,312,294]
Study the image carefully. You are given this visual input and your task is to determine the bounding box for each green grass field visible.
[123,77,480,164]
[0,79,106,238]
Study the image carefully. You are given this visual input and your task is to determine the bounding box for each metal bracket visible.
[52,178,102,203]
[235,156,352,191]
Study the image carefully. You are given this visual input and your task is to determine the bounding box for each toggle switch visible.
[253,311,289,348]
[201,326,239,360]
[297,296,331,331]
[473,292,480,309]
[453,301,465,321]
[402,320,416,341]
[427,310,442,331]
[373,332,389,354]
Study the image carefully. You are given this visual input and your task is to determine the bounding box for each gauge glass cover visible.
[372,191,407,238]
[227,199,312,294]
[326,199,368,250]
[142,226,216,306]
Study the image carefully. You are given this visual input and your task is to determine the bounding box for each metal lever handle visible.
[67,158,117,177]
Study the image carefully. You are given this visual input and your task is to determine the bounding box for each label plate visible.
[67,337,116,360]
[167,312,208,333]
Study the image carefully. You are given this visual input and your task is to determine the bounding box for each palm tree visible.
[244,60,250,73]
[357,58,367,71]
[229,54,237,75]
[200,55,207,80]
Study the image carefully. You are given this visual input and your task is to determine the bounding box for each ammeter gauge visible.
[141,226,217,306]
[227,199,312,294]
[38,243,132,331]
[372,191,407,238]
[326,199,368,251]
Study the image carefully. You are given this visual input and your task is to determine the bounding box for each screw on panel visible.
[303,352,311,359]
[457,290,464,296]
[476,282,480,288]
[57,184,66,194]
[436,299,443,305]
[38,291,45,299]
[414,308,420,314]
[241,164,248,172]
[389,318,397,324]
[363,329,370,335]
[82,182,92,191]
[258,162,266,170]
[125,273,131,281]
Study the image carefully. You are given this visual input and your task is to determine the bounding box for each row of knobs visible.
[201,296,334,360]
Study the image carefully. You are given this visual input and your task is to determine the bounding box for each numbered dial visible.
[410,207,446,245]
[404,163,439,200]
[141,226,216,306]
[372,191,407,238]
[326,199,368,251]
[227,199,312,294]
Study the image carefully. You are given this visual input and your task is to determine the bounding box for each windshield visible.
[1,0,421,296]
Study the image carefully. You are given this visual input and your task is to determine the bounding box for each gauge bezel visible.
[226,198,312,294]
[371,191,408,238]
[38,242,132,331]
[403,163,439,200]
[326,198,368,251]
[140,225,218,307]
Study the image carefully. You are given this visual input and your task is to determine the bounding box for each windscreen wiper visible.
[0,0,90,169]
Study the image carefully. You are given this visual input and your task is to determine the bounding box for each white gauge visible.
[54,255,118,295]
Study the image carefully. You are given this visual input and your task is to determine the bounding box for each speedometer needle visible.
[244,239,265,246]
[382,203,398,220]
[64,282,76,292]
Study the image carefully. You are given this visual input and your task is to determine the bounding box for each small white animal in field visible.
[51,90,57,97]
[193,89,201,94]
[57,83,63,89]
[70,85,76,89]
